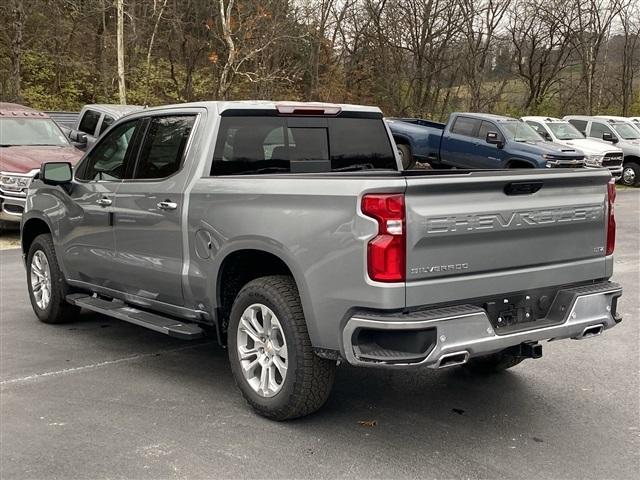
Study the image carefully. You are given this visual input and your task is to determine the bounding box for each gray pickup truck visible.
[61,104,143,150]
[21,101,622,420]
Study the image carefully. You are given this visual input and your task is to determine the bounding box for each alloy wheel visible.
[30,250,52,310]
[236,303,288,398]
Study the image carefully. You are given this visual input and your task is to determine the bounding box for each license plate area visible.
[483,287,560,334]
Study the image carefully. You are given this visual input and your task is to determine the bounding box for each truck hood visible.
[0,145,83,174]
[513,141,583,157]
[619,139,640,148]
[560,139,622,156]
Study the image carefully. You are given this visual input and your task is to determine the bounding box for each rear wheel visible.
[397,144,415,170]
[227,275,336,420]
[26,234,80,324]
[620,161,640,187]
[463,350,524,373]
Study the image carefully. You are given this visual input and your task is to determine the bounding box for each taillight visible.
[361,193,406,282]
[606,179,616,255]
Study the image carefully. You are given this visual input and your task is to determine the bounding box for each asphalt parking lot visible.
[1,191,638,480]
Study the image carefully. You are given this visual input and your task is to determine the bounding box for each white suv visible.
[523,116,623,180]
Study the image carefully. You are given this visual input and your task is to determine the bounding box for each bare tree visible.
[560,0,626,114]
[459,0,512,111]
[116,0,126,103]
[5,0,25,102]
[215,0,303,99]
[143,0,169,104]
[509,0,575,112]
[619,0,640,115]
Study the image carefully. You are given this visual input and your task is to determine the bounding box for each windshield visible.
[547,122,584,140]
[500,121,543,142]
[0,118,69,147]
[611,123,640,140]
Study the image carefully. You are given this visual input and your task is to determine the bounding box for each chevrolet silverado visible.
[21,101,622,420]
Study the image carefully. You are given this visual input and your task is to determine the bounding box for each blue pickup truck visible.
[387,113,586,170]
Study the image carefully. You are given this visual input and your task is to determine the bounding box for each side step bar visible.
[67,294,205,340]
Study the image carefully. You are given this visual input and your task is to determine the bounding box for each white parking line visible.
[0,343,212,387]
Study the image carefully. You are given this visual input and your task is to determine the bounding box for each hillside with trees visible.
[1,0,638,119]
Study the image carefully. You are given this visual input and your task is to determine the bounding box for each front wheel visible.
[26,234,80,324]
[620,161,640,187]
[227,275,336,420]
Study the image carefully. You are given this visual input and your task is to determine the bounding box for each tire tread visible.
[229,275,336,420]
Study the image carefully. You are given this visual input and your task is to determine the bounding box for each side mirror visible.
[69,130,87,145]
[544,132,552,141]
[602,131,618,143]
[41,162,73,186]
[486,131,503,147]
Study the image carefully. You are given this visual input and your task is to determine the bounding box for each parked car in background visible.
[45,111,79,130]
[564,115,640,187]
[387,113,585,170]
[522,116,623,180]
[61,104,143,150]
[0,103,82,230]
[626,117,640,132]
[22,101,621,420]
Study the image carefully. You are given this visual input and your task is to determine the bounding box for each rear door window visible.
[567,119,588,135]
[211,115,396,175]
[78,110,101,135]
[451,116,480,137]
[526,121,547,137]
[133,115,196,180]
[477,121,501,141]
[588,122,614,140]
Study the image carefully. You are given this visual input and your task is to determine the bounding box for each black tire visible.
[463,350,524,374]
[397,144,416,170]
[620,161,640,187]
[227,275,336,420]
[26,233,80,324]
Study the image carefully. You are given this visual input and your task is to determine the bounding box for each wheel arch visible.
[506,158,537,168]
[215,246,310,340]
[21,216,53,258]
[392,133,411,147]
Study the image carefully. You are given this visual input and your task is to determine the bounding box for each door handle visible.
[96,197,112,207]
[157,201,178,211]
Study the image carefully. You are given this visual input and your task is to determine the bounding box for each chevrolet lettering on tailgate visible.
[424,205,603,234]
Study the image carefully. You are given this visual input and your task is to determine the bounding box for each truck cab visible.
[65,104,143,150]
[522,116,623,179]
[564,115,640,187]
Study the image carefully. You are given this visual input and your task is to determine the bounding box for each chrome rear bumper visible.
[342,281,622,368]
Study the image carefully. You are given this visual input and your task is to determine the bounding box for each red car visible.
[0,103,82,228]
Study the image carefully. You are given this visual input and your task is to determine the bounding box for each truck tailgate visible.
[404,169,612,307]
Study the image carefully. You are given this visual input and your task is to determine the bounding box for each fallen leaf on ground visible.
[357,420,378,427]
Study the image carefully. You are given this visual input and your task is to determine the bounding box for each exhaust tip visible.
[437,351,469,369]
[581,324,604,338]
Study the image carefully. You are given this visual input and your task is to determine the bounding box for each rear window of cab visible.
[211,115,397,175]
